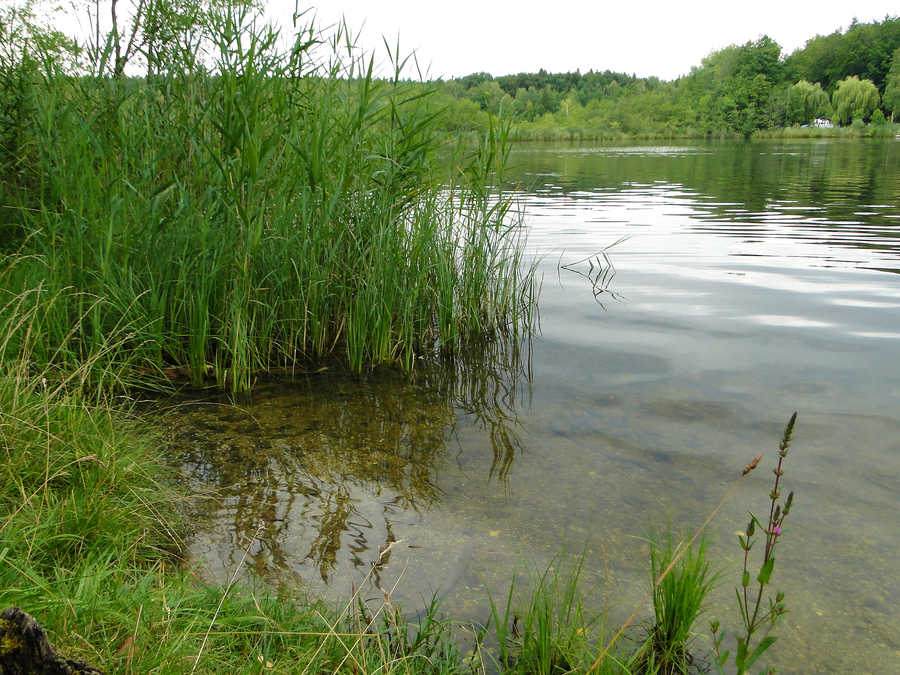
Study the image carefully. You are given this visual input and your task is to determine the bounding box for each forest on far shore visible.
[423,16,900,139]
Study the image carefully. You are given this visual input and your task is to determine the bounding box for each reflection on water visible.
[558,244,624,308]
[167,336,529,593]
[176,375,450,582]
[166,140,900,673]
[515,140,900,276]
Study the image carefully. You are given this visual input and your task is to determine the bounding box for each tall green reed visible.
[0,4,535,392]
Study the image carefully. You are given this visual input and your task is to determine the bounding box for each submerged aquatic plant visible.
[711,412,797,675]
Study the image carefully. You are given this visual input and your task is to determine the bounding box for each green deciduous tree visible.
[787,80,831,124]
[732,37,784,136]
[79,0,258,77]
[469,79,506,114]
[785,17,900,94]
[884,47,900,121]
[831,75,880,124]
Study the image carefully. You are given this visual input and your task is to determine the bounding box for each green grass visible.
[485,554,595,674]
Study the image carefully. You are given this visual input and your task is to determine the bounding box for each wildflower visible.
[773,525,782,535]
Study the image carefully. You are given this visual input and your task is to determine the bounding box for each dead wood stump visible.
[0,607,102,674]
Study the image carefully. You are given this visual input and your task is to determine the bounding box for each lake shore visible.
[3,2,898,671]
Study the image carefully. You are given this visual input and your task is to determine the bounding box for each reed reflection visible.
[166,339,530,585]
[446,333,532,484]
[558,244,624,309]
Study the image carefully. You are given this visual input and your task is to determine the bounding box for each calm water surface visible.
[166,140,900,673]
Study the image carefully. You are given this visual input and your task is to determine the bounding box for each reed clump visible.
[752,123,900,139]
[0,3,534,393]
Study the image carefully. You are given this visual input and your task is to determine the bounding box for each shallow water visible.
[166,140,900,672]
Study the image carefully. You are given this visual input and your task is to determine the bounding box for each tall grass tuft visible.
[0,4,535,392]
[634,532,716,674]
[484,552,606,674]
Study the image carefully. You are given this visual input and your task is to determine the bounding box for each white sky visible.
[268,1,898,81]
[37,1,900,81]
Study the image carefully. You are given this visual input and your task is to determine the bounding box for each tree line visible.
[425,16,900,138]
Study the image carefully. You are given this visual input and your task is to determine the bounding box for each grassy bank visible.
[0,294,468,672]
[509,122,899,142]
[752,122,900,139]
[507,127,731,143]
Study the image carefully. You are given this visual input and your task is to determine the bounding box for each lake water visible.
[167,140,900,673]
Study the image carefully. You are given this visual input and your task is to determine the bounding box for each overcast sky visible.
[36,1,899,81]
[261,0,898,81]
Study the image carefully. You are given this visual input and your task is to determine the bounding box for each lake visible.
[167,139,900,673]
